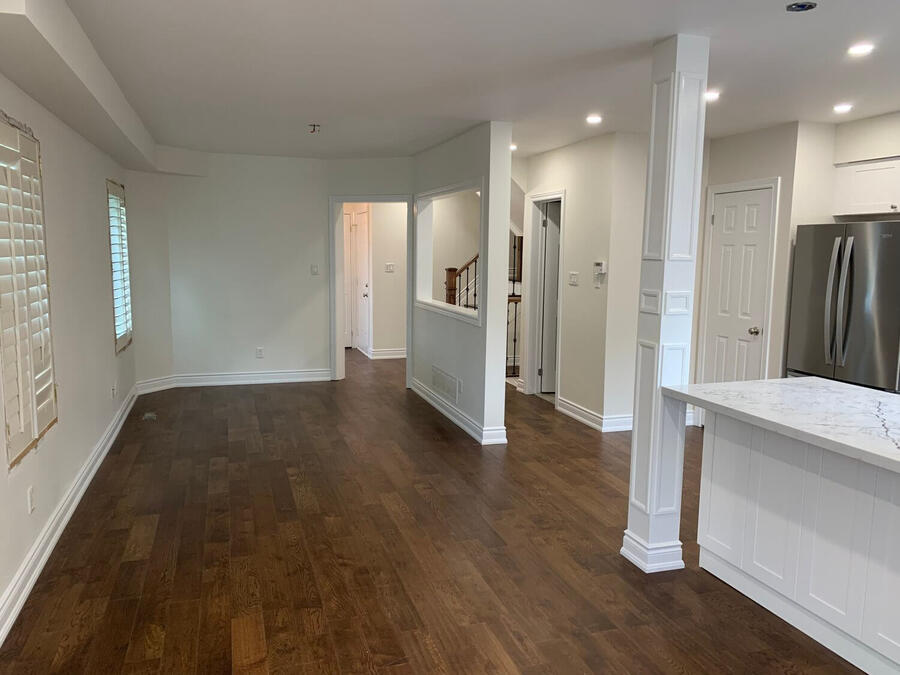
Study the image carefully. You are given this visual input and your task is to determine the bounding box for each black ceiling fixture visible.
[786,1,817,11]
[309,123,321,134]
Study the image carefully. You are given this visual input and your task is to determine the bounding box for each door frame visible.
[698,178,781,397]
[329,194,414,385]
[522,189,566,405]
[347,205,372,354]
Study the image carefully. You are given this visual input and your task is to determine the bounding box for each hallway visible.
[0,351,854,673]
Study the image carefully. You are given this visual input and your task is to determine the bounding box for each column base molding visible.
[620,529,685,573]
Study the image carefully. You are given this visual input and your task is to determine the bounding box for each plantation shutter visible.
[106,180,132,352]
[0,116,57,465]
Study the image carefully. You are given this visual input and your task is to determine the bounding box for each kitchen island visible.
[662,377,900,674]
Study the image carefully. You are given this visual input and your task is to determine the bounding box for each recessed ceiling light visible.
[833,102,854,114]
[704,90,721,103]
[586,113,603,125]
[510,143,517,151]
[847,42,875,57]
[786,1,817,11]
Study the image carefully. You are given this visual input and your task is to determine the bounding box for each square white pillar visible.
[621,34,709,573]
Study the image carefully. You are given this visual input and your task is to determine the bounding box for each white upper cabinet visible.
[833,158,900,216]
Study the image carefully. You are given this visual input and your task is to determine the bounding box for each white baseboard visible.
[0,386,137,646]
[135,368,331,394]
[555,398,696,433]
[411,378,507,446]
[620,529,685,573]
[557,396,604,431]
[600,413,633,432]
[367,348,406,360]
[700,549,896,674]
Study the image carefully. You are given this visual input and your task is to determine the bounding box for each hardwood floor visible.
[0,351,858,673]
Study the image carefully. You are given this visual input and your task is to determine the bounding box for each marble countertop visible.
[662,377,900,473]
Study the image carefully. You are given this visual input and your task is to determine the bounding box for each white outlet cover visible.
[568,271,579,286]
[384,262,395,273]
[310,264,319,276]
[256,347,264,358]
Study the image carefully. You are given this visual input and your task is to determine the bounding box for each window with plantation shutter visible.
[0,112,57,467]
[106,180,132,353]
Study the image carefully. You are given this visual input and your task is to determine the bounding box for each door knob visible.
[748,326,761,336]
[363,293,369,298]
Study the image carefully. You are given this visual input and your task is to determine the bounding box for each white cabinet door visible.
[741,430,805,597]
[833,159,900,216]
[862,469,900,662]
[796,448,876,637]
[698,414,751,567]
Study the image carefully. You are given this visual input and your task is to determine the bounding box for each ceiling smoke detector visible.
[785,1,817,11]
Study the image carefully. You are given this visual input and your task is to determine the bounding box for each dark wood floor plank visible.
[0,351,861,673]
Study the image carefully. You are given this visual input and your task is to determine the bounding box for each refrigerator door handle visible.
[836,235,854,367]
[823,236,841,365]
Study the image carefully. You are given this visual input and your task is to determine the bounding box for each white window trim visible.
[0,111,59,467]
[413,178,485,327]
[106,179,133,354]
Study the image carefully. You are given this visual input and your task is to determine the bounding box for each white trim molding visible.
[411,378,507,446]
[135,369,331,394]
[365,348,406,360]
[556,397,604,431]
[556,398,696,433]
[621,529,686,573]
[521,189,567,397]
[0,386,137,646]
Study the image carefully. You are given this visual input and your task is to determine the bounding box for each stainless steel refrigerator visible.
[786,221,899,392]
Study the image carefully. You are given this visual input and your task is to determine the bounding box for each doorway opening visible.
[329,197,412,382]
[535,199,561,397]
[521,192,565,406]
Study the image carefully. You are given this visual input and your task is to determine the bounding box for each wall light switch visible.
[593,261,607,288]
[568,271,579,286]
[385,262,395,273]
[310,264,320,276]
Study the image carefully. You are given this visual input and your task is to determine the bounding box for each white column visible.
[621,34,709,573]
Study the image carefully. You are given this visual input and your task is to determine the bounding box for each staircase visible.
[444,254,479,309]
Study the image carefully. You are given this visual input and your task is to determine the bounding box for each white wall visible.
[834,110,900,164]
[411,122,512,440]
[0,72,135,611]
[701,122,800,379]
[431,190,480,302]
[370,202,407,353]
[128,154,414,381]
[525,134,614,416]
[521,132,648,423]
[604,133,649,418]
[792,122,837,225]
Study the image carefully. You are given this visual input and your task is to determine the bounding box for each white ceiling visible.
[66,0,900,158]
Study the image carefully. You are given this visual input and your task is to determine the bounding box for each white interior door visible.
[540,201,561,394]
[355,209,371,354]
[703,187,774,384]
[343,212,352,348]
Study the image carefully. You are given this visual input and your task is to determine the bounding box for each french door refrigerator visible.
[786,221,899,392]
